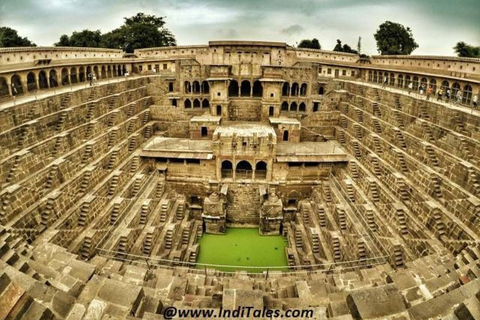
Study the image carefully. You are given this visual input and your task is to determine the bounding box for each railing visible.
[235,169,253,179]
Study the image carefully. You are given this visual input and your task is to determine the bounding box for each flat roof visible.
[190,115,222,123]
[269,117,301,125]
[214,122,276,138]
[141,137,213,159]
[276,141,348,163]
[209,40,287,48]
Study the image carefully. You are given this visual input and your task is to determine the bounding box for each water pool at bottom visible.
[196,228,288,273]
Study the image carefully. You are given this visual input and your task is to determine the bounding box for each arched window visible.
[318,85,324,95]
[240,80,251,96]
[193,99,201,108]
[373,71,378,82]
[101,66,106,79]
[38,71,48,89]
[282,82,290,96]
[255,161,267,179]
[87,66,92,78]
[192,81,200,93]
[420,77,428,89]
[236,160,252,179]
[290,102,297,112]
[281,101,289,111]
[221,160,233,178]
[429,79,437,92]
[107,66,112,78]
[463,84,473,105]
[0,77,9,97]
[11,74,23,95]
[27,72,37,92]
[228,80,239,97]
[397,75,404,88]
[378,72,383,83]
[389,73,395,86]
[441,80,449,91]
[61,68,69,85]
[412,76,419,90]
[299,102,306,112]
[93,66,99,78]
[300,83,307,96]
[368,71,373,82]
[291,83,299,96]
[184,81,191,94]
[252,80,263,97]
[184,99,192,108]
[405,75,411,88]
[70,67,78,84]
[202,99,210,108]
[202,81,209,94]
[79,67,85,82]
[452,82,460,95]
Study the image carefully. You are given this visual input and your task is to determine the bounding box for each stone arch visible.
[184,98,192,108]
[368,71,373,82]
[463,84,473,104]
[221,160,233,178]
[27,72,37,92]
[240,80,251,97]
[420,77,428,89]
[290,101,297,112]
[373,71,378,82]
[299,102,306,112]
[49,69,58,87]
[192,81,200,93]
[38,71,48,89]
[101,66,107,79]
[0,77,9,97]
[378,72,383,83]
[252,80,263,97]
[281,101,289,111]
[79,67,85,82]
[11,74,23,95]
[193,98,201,108]
[255,161,267,179]
[228,80,239,97]
[202,81,209,94]
[405,75,411,88]
[291,82,299,96]
[282,82,290,96]
[202,99,210,108]
[70,67,78,84]
[61,68,69,85]
[93,66,99,78]
[184,81,191,94]
[107,66,112,78]
[86,66,92,78]
[236,160,252,179]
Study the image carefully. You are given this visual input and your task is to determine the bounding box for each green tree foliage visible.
[0,27,36,47]
[374,21,418,55]
[333,39,358,54]
[101,12,176,53]
[54,13,176,52]
[453,42,480,57]
[298,38,321,49]
[55,30,102,47]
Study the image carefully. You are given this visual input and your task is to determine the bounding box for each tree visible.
[0,27,36,47]
[374,21,418,55]
[453,42,480,58]
[357,36,362,55]
[101,12,176,53]
[333,39,343,52]
[55,30,102,47]
[333,39,358,54]
[298,38,321,49]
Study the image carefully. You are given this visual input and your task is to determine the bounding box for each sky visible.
[0,0,479,56]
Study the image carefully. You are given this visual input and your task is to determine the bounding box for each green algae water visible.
[196,228,288,273]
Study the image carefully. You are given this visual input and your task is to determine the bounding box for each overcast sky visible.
[1,0,478,55]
